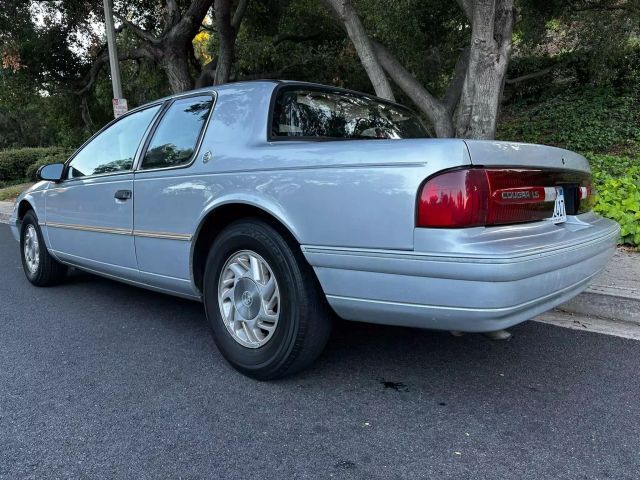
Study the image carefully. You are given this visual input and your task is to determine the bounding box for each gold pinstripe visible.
[45,222,192,241]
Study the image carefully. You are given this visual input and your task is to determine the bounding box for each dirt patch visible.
[0,183,33,202]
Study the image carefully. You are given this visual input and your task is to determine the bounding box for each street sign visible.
[112,98,128,118]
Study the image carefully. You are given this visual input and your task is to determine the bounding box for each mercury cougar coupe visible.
[11,80,619,379]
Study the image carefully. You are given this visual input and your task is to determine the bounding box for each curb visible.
[559,286,640,326]
[558,248,640,326]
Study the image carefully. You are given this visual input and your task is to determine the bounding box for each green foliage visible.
[586,153,638,185]
[498,86,640,153]
[593,167,640,247]
[0,147,72,183]
[584,153,639,247]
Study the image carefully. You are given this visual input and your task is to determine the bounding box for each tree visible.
[322,0,516,139]
[321,0,395,101]
[0,0,100,146]
[113,0,215,92]
[196,0,249,86]
[455,0,515,138]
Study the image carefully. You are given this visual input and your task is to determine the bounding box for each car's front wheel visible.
[20,210,67,286]
[203,219,332,380]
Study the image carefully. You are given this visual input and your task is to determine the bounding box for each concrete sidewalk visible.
[0,199,637,325]
[560,248,640,325]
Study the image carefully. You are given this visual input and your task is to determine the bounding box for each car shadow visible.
[63,267,622,402]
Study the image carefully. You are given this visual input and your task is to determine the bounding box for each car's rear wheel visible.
[20,210,67,286]
[203,219,332,380]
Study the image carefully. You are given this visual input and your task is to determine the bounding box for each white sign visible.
[112,98,128,118]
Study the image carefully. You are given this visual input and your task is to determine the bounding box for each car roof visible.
[156,79,390,104]
[132,80,419,124]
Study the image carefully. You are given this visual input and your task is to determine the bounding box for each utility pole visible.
[103,0,128,118]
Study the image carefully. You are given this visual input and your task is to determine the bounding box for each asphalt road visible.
[1,224,639,480]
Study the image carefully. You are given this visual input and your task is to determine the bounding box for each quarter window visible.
[140,95,213,170]
[271,88,429,140]
[67,105,160,179]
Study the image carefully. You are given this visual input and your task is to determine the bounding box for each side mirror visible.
[37,163,65,182]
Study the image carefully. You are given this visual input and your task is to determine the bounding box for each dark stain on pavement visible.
[381,380,409,392]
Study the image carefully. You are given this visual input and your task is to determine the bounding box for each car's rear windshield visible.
[271,87,429,140]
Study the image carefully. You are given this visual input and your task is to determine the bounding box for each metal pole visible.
[103,0,123,100]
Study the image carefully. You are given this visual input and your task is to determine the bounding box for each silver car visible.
[10,81,619,379]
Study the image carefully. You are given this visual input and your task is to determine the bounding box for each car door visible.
[45,103,162,279]
[132,94,215,296]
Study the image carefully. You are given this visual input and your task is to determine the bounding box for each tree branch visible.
[169,0,214,42]
[231,0,249,31]
[322,0,395,101]
[195,57,218,88]
[115,14,160,44]
[456,0,473,20]
[213,0,234,84]
[163,0,181,33]
[185,0,215,24]
[372,41,453,137]
[442,46,470,116]
[496,0,515,58]
[505,65,555,84]
[76,47,153,95]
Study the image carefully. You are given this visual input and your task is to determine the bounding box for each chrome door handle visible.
[114,190,132,200]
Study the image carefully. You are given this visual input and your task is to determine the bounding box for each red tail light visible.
[417,168,591,228]
[577,184,596,214]
[417,169,489,227]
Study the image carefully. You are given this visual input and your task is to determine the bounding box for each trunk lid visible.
[463,140,590,173]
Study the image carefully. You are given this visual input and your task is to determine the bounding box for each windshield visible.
[271,88,429,140]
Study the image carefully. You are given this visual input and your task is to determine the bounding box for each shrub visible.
[24,151,71,181]
[592,166,640,247]
[586,153,638,181]
[498,86,640,154]
[0,147,72,182]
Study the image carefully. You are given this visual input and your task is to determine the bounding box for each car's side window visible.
[67,105,161,179]
[140,95,213,170]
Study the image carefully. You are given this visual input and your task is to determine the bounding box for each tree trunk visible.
[213,0,234,85]
[195,58,218,88]
[210,0,249,85]
[455,0,514,139]
[373,42,453,137]
[162,51,195,93]
[80,95,94,133]
[323,0,395,101]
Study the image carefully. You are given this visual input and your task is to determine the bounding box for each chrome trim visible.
[134,230,192,241]
[46,222,132,236]
[134,91,218,174]
[44,222,192,241]
[61,102,167,183]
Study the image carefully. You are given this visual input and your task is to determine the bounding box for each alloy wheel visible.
[23,224,40,274]
[217,250,280,348]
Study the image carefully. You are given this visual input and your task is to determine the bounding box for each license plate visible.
[549,186,567,224]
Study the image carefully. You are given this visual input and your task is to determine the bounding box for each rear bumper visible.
[303,213,619,332]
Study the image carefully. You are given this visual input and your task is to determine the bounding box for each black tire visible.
[203,218,332,380]
[20,210,67,286]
